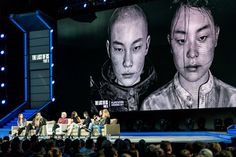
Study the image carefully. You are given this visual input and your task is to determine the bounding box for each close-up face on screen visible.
[56,0,236,113]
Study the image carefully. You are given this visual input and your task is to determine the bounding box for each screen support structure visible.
[9,10,54,109]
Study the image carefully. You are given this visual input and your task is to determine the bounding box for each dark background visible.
[1,0,236,131]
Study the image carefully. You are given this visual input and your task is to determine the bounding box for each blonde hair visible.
[61,112,67,117]
[102,109,110,118]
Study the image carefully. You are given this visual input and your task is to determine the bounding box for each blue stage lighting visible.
[52,98,55,102]
[64,6,68,10]
[50,29,54,33]
[1,83,5,87]
[1,100,6,104]
[51,46,54,50]
[0,50,4,55]
[52,80,55,84]
[84,3,87,8]
[0,34,5,38]
[51,63,54,67]
[104,0,106,2]
[1,67,5,71]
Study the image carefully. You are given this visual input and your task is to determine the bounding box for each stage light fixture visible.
[51,46,54,50]
[1,67,5,71]
[1,100,6,104]
[1,83,5,87]
[0,50,5,55]
[104,0,106,2]
[84,3,87,8]
[64,6,69,11]
[52,80,55,84]
[0,34,5,38]
[52,97,55,102]
[51,63,54,67]
[50,29,54,33]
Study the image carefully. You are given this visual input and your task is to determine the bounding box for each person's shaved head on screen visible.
[91,5,157,112]
[106,5,150,87]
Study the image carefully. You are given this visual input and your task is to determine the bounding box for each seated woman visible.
[16,113,27,136]
[64,111,81,138]
[93,110,103,125]
[88,109,110,137]
[78,111,91,139]
[52,112,68,138]
[24,112,46,138]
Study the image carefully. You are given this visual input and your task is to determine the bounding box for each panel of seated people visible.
[11,118,120,137]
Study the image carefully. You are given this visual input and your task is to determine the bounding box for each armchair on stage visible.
[11,119,120,138]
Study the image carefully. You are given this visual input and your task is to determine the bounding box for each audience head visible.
[192,141,207,155]
[47,147,62,157]
[209,142,222,155]
[120,153,132,157]
[1,141,10,153]
[3,136,9,142]
[22,139,32,152]
[198,148,213,157]
[104,146,119,157]
[85,138,95,150]
[180,149,192,157]
[11,137,21,152]
[160,141,173,155]
[215,150,233,157]
[146,144,165,157]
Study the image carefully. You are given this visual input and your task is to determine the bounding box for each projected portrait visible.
[141,0,236,110]
[91,5,157,112]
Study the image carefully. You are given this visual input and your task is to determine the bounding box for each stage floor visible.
[0,129,235,143]
[110,132,235,143]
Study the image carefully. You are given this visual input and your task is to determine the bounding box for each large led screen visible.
[57,0,236,113]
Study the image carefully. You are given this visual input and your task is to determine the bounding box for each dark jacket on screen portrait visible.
[91,59,158,112]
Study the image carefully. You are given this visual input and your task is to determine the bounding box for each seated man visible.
[52,112,68,138]
[78,111,91,139]
[24,112,46,138]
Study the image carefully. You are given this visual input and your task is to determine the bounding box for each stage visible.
[111,132,235,143]
[0,128,235,143]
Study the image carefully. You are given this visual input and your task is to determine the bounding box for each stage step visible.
[2,109,38,129]
[0,128,10,137]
